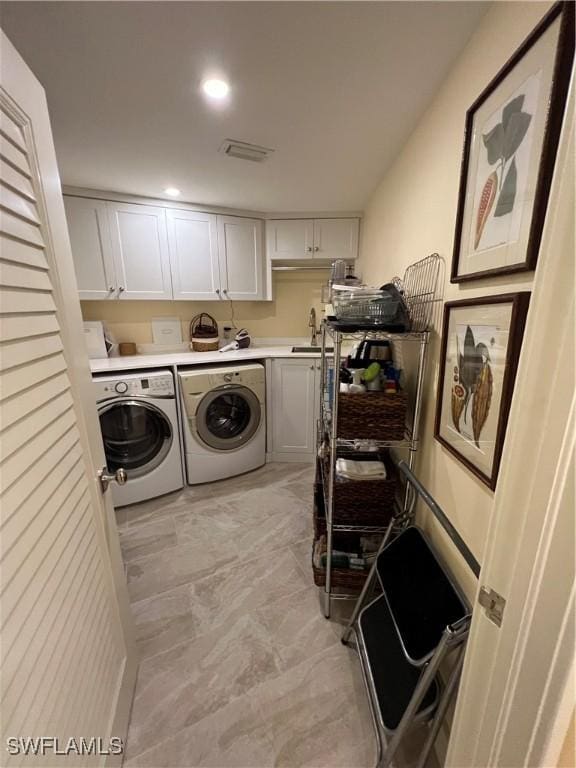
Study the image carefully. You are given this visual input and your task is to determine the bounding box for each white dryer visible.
[94,370,183,506]
[179,363,266,485]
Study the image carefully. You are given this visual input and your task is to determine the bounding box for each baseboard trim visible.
[267,452,315,463]
[105,653,138,767]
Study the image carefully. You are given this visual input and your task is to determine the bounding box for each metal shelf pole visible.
[401,331,429,515]
[317,323,328,452]
[324,328,341,618]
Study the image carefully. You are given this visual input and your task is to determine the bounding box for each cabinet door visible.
[167,209,220,300]
[271,358,317,454]
[313,218,359,261]
[63,196,115,299]
[107,202,172,299]
[218,216,264,300]
[267,219,314,260]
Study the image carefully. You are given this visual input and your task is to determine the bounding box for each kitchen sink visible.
[291,346,334,353]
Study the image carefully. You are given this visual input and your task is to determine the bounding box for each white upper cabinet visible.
[107,202,172,300]
[266,219,314,260]
[167,209,220,300]
[64,196,116,299]
[267,218,359,261]
[217,216,265,300]
[313,218,359,261]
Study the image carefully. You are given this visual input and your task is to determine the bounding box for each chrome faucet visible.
[309,307,318,346]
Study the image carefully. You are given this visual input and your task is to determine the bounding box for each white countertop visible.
[89,345,324,373]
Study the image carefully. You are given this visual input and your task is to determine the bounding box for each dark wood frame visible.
[451,1,574,283]
[434,293,530,490]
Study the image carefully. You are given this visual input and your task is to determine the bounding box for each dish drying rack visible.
[331,253,442,332]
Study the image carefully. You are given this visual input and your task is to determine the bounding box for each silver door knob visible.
[98,467,127,493]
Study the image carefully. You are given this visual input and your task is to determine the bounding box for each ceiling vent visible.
[219,139,275,163]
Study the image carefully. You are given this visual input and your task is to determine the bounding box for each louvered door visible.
[0,32,135,766]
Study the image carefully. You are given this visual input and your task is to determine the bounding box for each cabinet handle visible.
[108,286,114,293]
[216,288,220,295]
[306,246,312,252]
[314,246,320,252]
[118,286,125,293]
[310,365,314,370]
[223,288,228,295]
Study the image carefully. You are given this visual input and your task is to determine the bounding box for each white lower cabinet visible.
[269,358,321,461]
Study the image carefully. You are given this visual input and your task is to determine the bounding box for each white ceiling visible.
[1,1,487,212]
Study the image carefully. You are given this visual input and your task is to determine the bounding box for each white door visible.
[267,219,314,260]
[0,31,135,764]
[447,76,575,768]
[108,201,172,299]
[167,208,220,300]
[313,218,359,261]
[218,215,264,300]
[271,358,317,455]
[64,195,116,299]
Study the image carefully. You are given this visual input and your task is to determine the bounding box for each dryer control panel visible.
[93,370,175,400]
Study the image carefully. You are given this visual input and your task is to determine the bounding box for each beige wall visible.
[358,0,552,600]
[81,270,327,343]
[558,712,575,768]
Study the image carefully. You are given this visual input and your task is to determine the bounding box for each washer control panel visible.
[93,370,175,400]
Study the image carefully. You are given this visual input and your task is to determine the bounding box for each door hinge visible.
[478,585,506,627]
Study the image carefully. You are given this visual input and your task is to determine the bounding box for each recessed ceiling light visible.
[202,78,229,100]
[164,187,181,197]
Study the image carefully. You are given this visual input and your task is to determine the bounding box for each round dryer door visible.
[99,400,173,478]
[196,385,261,451]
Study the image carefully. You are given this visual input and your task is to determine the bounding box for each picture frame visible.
[434,293,530,490]
[451,1,574,283]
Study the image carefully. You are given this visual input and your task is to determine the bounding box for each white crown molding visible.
[61,186,363,220]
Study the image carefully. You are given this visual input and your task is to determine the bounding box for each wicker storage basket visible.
[337,390,408,440]
[318,452,397,528]
[312,535,369,590]
[190,313,219,352]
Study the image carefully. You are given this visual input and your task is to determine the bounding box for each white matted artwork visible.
[434,294,530,490]
[451,2,574,282]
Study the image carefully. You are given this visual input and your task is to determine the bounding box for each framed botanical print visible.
[434,293,530,490]
[451,1,574,283]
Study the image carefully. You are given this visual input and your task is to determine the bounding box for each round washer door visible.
[99,399,173,478]
[196,385,261,451]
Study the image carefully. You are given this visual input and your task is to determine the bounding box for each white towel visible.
[336,459,387,480]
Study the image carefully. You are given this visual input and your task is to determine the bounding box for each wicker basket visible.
[318,453,397,527]
[190,313,219,352]
[312,534,370,590]
[337,390,408,440]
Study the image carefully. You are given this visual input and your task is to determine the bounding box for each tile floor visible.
[117,463,434,767]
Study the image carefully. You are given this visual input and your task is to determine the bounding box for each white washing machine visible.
[94,370,183,507]
[179,363,266,485]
